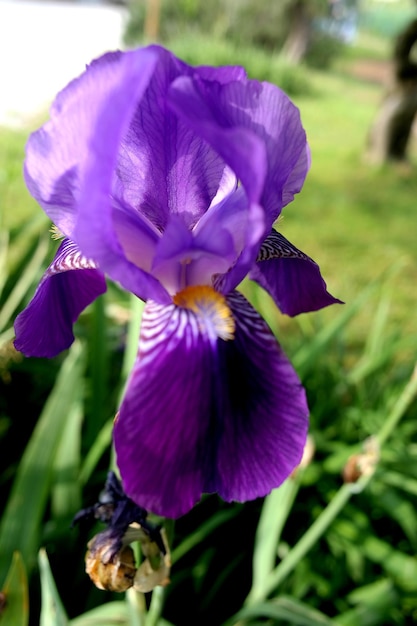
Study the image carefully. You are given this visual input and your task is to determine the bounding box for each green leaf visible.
[79,419,113,486]
[38,549,69,626]
[382,470,417,497]
[170,507,239,564]
[293,267,401,377]
[228,596,341,626]
[0,230,9,299]
[337,578,398,626]
[51,399,83,519]
[0,342,85,585]
[0,552,29,626]
[69,602,128,626]
[0,233,49,333]
[362,535,417,591]
[248,477,300,604]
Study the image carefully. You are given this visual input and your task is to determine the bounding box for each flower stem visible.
[376,363,417,447]
[126,588,147,626]
[145,586,166,626]
[247,483,353,604]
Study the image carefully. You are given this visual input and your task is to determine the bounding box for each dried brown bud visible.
[85,540,136,592]
[343,436,379,484]
[342,454,362,483]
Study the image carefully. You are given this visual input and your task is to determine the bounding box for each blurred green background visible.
[1,1,417,625]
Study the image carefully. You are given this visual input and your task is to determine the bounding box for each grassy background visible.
[1,9,417,626]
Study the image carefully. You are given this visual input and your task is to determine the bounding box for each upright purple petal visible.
[114,290,308,518]
[250,230,342,316]
[14,239,106,357]
[114,47,236,231]
[167,75,269,290]
[168,74,267,207]
[168,73,309,226]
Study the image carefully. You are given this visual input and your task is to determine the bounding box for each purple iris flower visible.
[14,46,340,518]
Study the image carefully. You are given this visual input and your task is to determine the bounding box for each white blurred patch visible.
[0,0,127,128]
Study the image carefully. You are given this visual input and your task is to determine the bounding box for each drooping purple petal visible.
[250,230,342,316]
[113,290,308,518]
[213,291,309,502]
[14,239,106,357]
[113,299,214,517]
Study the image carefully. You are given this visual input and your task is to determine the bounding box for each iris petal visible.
[115,47,234,231]
[24,49,156,236]
[73,49,171,304]
[250,230,342,316]
[215,291,309,502]
[14,239,106,357]
[168,75,309,224]
[113,299,213,517]
[113,291,308,518]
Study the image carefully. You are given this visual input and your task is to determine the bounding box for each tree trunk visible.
[366,19,417,164]
[144,0,162,41]
[282,0,312,64]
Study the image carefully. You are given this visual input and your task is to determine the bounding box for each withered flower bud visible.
[343,436,379,484]
[74,471,171,593]
[85,533,136,592]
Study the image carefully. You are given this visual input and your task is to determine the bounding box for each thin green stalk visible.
[248,474,302,605]
[251,483,353,602]
[145,586,167,626]
[126,588,147,626]
[245,362,417,605]
[0,234,49,332]
[377,363,417,447]
[121,295,145,387]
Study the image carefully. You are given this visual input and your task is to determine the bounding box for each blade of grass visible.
[227,596,340,626]
[170,508,239,564]
[293,265,402,376]
[38,549,69,626]
[0,231,9,298]
[0,341,85,585]
[84,298,110,447]
[0,233,49,332]
[78,418,113,486]
[51,399,83,519]
[69,601,128,626]
[381,470,417,497]
[248,475,302,604]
